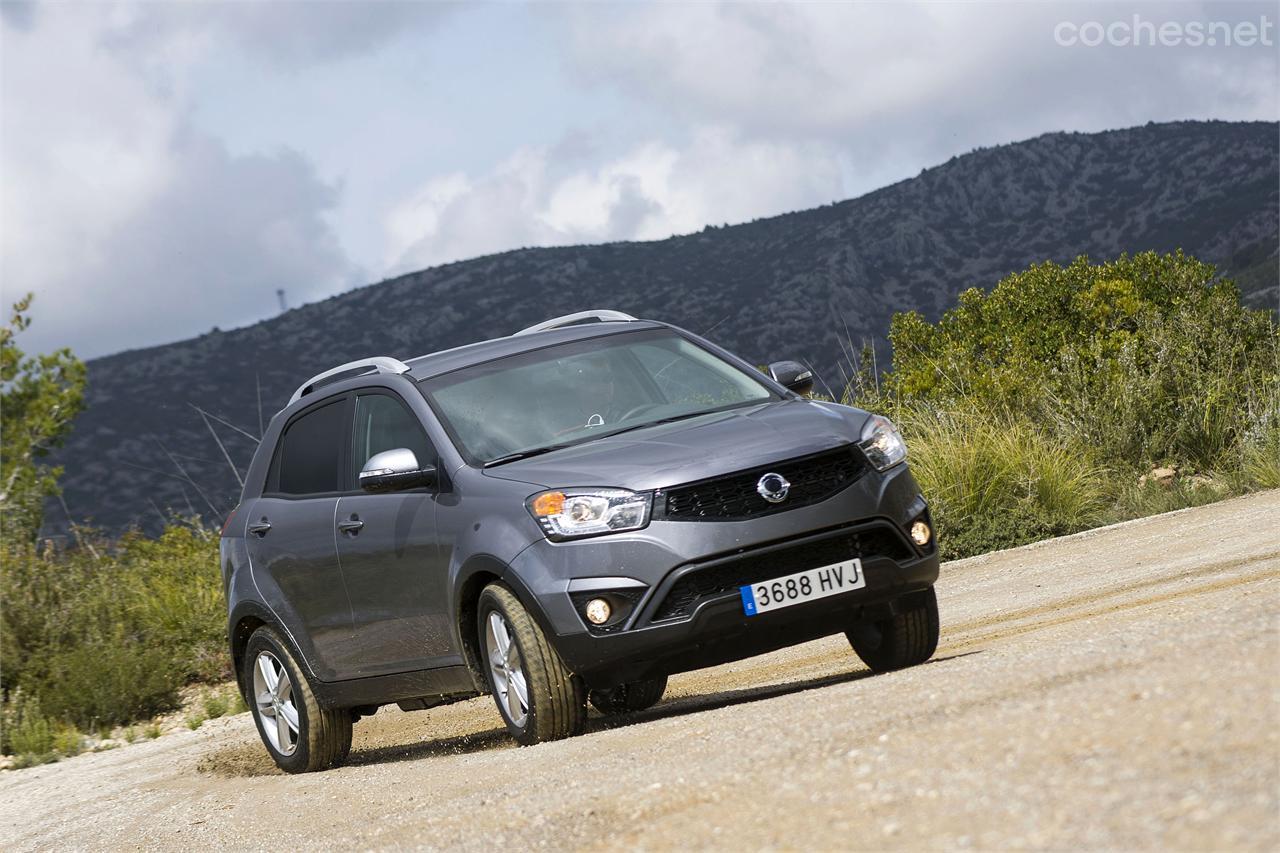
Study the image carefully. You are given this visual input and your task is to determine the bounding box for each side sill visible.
[311,664,479,710]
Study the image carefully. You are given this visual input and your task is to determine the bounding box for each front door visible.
[333,391,453,679]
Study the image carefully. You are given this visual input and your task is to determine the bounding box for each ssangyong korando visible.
[220,310,940,772]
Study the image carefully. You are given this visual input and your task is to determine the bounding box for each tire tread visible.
[480,584,585,744]
[847,587,940,673]
[246,626,352,773]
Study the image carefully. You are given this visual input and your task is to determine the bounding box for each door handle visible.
[338,516,364,535]
[247,519,272,537]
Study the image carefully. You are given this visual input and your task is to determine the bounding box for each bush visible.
[2,688,54,758]
[850,251,1280,559]
[203,691,229,720]
[30,632,183,728]
[1,520,224,731]
[901,410,1109,560]
[878,251,1279,470]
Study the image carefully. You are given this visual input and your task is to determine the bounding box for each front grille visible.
[651,526,913,621]
[660,445,866,521]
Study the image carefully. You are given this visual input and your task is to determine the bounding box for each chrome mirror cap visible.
[359,448,436,492]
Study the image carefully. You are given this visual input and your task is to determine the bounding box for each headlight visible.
[527,488,652,540]
[859,414,907,470]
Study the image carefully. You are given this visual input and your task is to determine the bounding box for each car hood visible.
[482,399,871,492]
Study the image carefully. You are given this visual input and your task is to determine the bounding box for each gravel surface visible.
[3,491,1277,851]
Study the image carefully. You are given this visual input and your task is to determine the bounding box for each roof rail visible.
[514,309,637,336]
[288,356,411,405]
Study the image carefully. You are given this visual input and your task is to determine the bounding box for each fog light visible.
[910,520,932,547]
[585,598,612,625]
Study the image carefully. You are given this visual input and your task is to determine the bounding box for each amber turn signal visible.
[531,491,566,517]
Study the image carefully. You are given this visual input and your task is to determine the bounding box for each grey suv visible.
[221,310,940,772]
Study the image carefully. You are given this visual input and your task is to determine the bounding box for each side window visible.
[351,393,434,479]
[274,399,346,495]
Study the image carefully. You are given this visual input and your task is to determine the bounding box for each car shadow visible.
[344,726,516,767]
[593,651,981,733]
[201,653,980,776]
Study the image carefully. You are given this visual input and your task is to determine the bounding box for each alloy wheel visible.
[484,611,529,728]
[252,650,300,756]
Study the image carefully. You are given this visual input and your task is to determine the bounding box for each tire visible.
[478,583,586,745]
[589,676,668,715]
[244,626,352,773]
[847,587,940,673]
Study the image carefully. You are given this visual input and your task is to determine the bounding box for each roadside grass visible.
[1,520,227,767]
[1,682,245,768]
[882,402,1278,562]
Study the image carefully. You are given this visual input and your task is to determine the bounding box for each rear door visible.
[244,396,353,682]
[333,390,451,678]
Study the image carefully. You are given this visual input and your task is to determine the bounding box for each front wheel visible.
[846,587,940,672]
[244,626,352,773]
[478,583,586,745]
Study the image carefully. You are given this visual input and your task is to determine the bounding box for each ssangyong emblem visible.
[756,472,791,504]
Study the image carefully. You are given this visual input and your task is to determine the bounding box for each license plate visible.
[740,559,866,616]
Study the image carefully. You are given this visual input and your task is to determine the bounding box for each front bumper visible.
[508,463,940,687]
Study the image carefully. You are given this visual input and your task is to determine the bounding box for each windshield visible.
[420,329,777,465]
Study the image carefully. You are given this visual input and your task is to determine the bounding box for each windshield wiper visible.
[483,411,716,467]
[482,443,572,468]
[595,410,711,440]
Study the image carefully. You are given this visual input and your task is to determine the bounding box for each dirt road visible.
[3,491,1277,851]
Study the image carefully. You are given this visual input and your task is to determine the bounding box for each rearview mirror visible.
[767,360,815,396]
[359,448,436,492]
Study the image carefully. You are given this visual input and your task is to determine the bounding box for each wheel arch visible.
[229,601,302,704]
[453,554,559,692]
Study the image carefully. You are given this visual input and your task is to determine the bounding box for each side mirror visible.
[768,360,815,396]
[359,448,436,493]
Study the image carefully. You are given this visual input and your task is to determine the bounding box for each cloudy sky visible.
[2,0,1276,358]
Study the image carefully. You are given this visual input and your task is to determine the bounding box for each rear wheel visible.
[244,626,352,773]
[589,676,668,715]
[478,583,586,745]
[847,587,940,672]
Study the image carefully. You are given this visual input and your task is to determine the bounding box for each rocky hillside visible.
[50,120,1279,534]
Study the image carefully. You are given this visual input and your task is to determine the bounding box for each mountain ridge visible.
[50,119,1279,534]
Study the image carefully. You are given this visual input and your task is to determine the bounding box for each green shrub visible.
[52,723,84,757]
[1242,440,1280,489]
[1,520,224,731]
[203,691,229,720]
[848,251,1279,560]
[876,251,1279,470]
[29,632,183,728]
[2,688,54,758]
[898,409,1109,560]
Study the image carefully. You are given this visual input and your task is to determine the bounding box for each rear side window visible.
[274,399,346,495]
[351,393,434,479]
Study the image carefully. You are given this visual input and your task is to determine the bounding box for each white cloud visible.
[385,128,845,271]
[0,3,354,357]
[555,2,1279,180]
[102,0,454,69]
